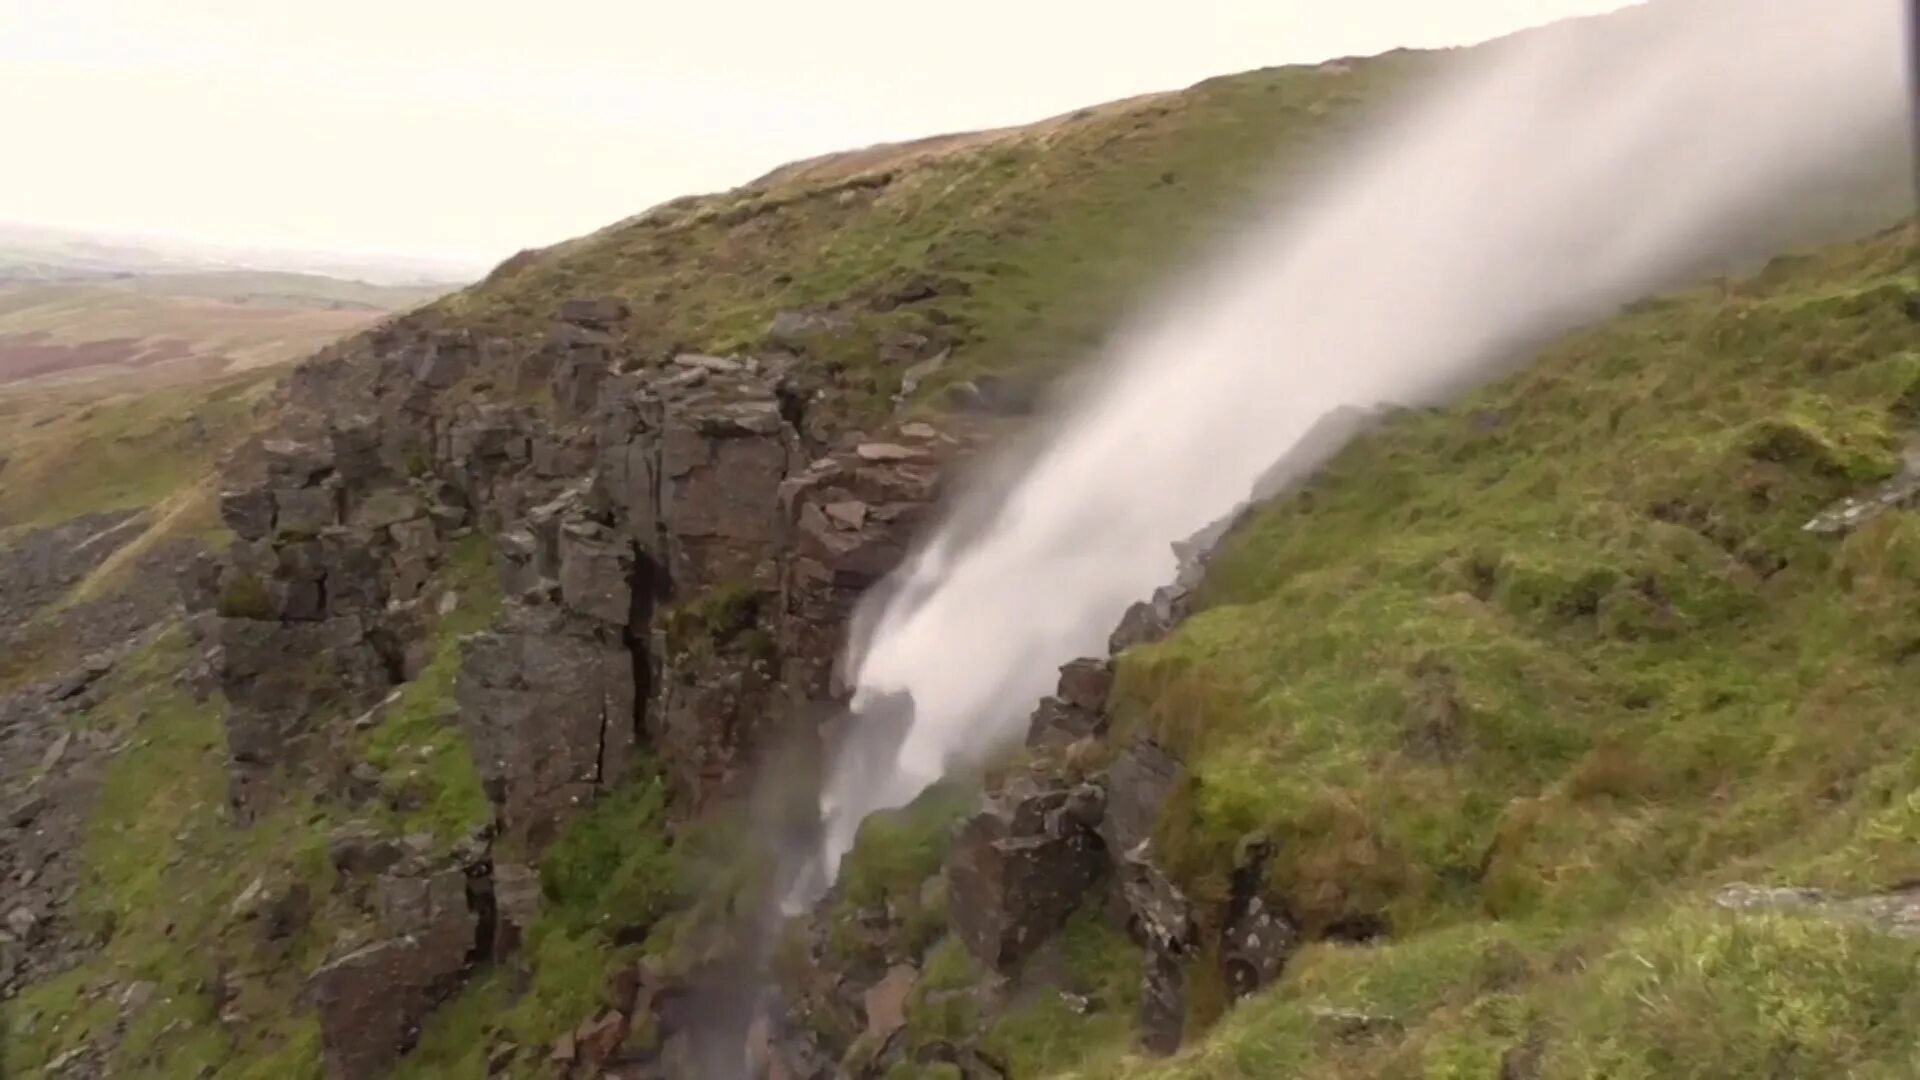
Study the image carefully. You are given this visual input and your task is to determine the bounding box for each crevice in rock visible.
[774,379,812,453]
[463,857,497,968]
[625,546,660,752]
[1220,839,1297,1003]
[1322,913,1392,944]
[367,621,409,688]
[592,700,614,787]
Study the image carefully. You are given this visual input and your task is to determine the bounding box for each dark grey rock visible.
[1100,742,1185,861]
[559,297,630,329]
[947,779,1107,973]
[273,485,341,536]
[557,523,634,626]
[219,489,276,541]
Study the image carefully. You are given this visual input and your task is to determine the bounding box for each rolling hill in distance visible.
[0,225,464,387]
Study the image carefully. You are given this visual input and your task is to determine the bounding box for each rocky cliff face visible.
[179,280,1400,1078]
[193,295,978,1076]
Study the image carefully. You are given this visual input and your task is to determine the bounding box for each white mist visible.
[806,0,1913,891]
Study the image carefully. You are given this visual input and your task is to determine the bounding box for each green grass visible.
[1074,905,1920,1080]
[660,580,768,665]
[1049,228,1920,1074]
[1,629,334,1078]
[357,536,503,842]
[397,767,684,1079]
[5,538,515,1078]
[438,59,1432,427]
[827,781,975,961]
[0,367,276,528]
[983,911,1144,1076]
[430,44,1901,433]
[535,775,680,937]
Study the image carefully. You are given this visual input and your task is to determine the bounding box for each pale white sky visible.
[0,1,1632,270]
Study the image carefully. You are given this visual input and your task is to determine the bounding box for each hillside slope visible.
[0,20,1914,1080]
[1086,225,1920,1079]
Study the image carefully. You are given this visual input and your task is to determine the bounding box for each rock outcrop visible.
[203,299,972,1073]
[922,457,1340,1057]
[190,262,1362,1073]
[946,777,1107,973]
[305,855,489,1078]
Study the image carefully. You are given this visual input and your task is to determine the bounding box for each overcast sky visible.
[0,1,1633,271]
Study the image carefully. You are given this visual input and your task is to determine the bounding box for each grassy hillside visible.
[441,56,1432,424]
[1079,226,1920,1078]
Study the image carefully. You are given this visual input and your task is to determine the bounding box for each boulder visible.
[1121,849,1195,1057]
[219,616,393,813]
[652,648,777,807]
[945,374,1036,416]
[574,1009,627,1065]
[1221,893,1296,1001]
[495,529,544,600]
[777,447,948,700]
[854,443,920,462]
[1056,659,1113,711]
[552,348,611,422]
[946,780,1107,972]
[411,340,472,390]
[766,309,851,345]
[320,529,387,616]
[557,523,635,626]
[330,415,387,483]
[273,485,341,536]
[456,609,637,849]
[1025,697,1103,750]
[219,489,276,541]
[274,539,326,581]
[306,867,477,1078]
[862,965,918,1046]
[1025,658,1113,749]
[658,386,803,588]
[349,488,424,531]
[531,430,596,479]
[672,353,746,374]
[179,551,225,612]
[1100,741,1185,859]
[559,297,630,329]
[263,439,335,485]
[1220,842,1296,1001]
[266,576,325,621]
[445,405,527,471]
[898,350,949,400]
[491,861,542,956]
[329,833,404,877]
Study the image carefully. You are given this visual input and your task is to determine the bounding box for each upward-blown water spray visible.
[1908,0,1920,224]
[798,0,1913,898]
